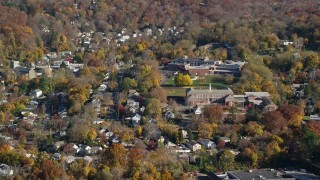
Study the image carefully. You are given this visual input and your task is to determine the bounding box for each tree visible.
[28,160,68,179]
[304,53,319,70]
[307,121,320,136]
[122,77,137,91]
[146,98,162,117]
[278,104,304,127]
[203,105,223,123]
[109,80,118,90]
[299,127,320,160]
[150,87,167,103]
[174,73,192,86]
[0,112,4,125]
[225,74,234,84]
[198,123,217,139]
[265,141,281,160]
[262,111,288,133]
[216,150,235,171]
[103,144,127,167]
[245,121,264,136]
[241,148,258,167]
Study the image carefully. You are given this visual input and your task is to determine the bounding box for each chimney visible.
[209,83,211,91]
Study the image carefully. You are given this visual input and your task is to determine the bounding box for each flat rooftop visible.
[227,169,293,180]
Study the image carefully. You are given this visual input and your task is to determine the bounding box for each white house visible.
[132,114,141,126]
[310,115,320,121]
[195,107,202,115]
[220,137,230,143]
[98,84,107,92]
[66,156,75,164]
[32,89,43,98]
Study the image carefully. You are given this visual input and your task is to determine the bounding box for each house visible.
[32,89,43,98]
[0,164,13,177]
[83,156,93,164]
[132,114,141,126]
[310,115,320,121]
[53,153,61,160]
[91,146,103,154]
[280,40,294,46]
[66,156,75,164]
[186,86,234,106]
[84,146,91,154]
[98,84,107,92]
[93,118,104,125]
[186,141,202,151]
[261,97,278,113]
[165,111,175,119]
[109,136,121,144]
[14,67,37,80]
[140,106,145,113]
[166,142,191,153]
[53,141,65,151]
[181,129,188,139]
[220,137,230,143]
[194,107,202,115]
[104,131,114,140]
[200,139,216,149]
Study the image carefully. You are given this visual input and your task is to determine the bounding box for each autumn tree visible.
[240,148,258,167]
[146,98,162,117]
[103,144,127,167]
[150,87,167,103]
[174,73,192,86]
[28,159,68,179]
[262,111,288,133]
[245,121,264,136]
[198,122,217,139]
[306,121,320,136]
[203,105,224,123]
[278,104,304,127]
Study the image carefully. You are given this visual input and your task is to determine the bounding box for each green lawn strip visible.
[302,116,310,121]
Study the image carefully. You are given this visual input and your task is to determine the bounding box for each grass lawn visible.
[165,87,187,97]
[302,116,310,121]
[163,74,229,89]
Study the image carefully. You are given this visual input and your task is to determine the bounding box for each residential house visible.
[220,137,230,143]
[181,129,188,139]
[83,156,93,164]
[53,153,61,160]
[200,139,216,149]
[132,114,141,126]
[91,146,103,154]
[14,67,37,80]
[310,115,320,121]
[53,141,65,151]
[32,89,43,98]
[0,164,13,177]
[98,84,107,92]
[194,107,202,115]
[66,156,76,164]
[186,141,202,151]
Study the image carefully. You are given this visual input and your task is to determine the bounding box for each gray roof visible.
[228,169,290,180]
[187,88,234,95]
[245,92,270,97]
